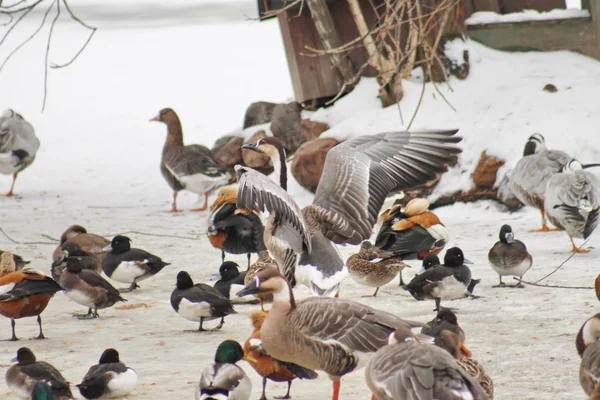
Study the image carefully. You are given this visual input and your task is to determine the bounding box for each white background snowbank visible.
[466,8,590,25]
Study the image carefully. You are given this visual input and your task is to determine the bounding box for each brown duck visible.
[52,225,110,262]
[244,250,275,311]
[576,313,600,397]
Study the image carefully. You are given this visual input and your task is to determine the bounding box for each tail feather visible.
[584,208,600,239]
[276,360,318,379]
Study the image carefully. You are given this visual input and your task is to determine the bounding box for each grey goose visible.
[237,130,462,297]
[488,224,532,287]
[150,108,230,212]
[0,109,40,196]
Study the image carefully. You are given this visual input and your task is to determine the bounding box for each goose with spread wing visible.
[237,131,462,297]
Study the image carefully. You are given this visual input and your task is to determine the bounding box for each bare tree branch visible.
[42,0,60,112]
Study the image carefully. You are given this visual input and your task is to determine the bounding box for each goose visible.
[375,197,448,286]
[171,271,236,331]
[197,340,253,400]
[6,347,73,400]
[52,225,110,262]
[244,250,276,311]
[0,109,40,196]
[576,313,600,397]
[488,224,532,287]
[50,242,102,281]
[346,241,407,297]
[435,329,494,400]
[238,130,462,297]
[213,261,257,304]
[58,257,126,319]
[365,325,488,400]
[0,255,62,341]
[545,159,600,253]
[208,184,266,268]
[102,235,170,292]
[77,348,137,399]
[236,267,425,400]
[150,108,230,212]
[405,247,473,311]
[0,250,30,270]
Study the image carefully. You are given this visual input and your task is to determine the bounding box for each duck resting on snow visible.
[237,131,462,297]
[488,224,532,287]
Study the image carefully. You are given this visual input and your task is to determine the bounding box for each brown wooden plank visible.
[499,0,566,14]
[472,0,500,12]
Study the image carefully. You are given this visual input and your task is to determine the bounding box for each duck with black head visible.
[150,108,230,212]
[213,261,257,304]
[78,348,137,399]
[488,224,532,287]
[102,235,170,292]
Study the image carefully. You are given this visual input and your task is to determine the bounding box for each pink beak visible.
[150,114,159,121]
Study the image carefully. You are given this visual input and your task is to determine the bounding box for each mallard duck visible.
[0,254,62,340]
[236,267,424,400]
[0,250,30,270]
[435,329,494,399]
[52,225,110,262]
[488,224,532,287]
[58,257,126,319]
[238,131,462,297]
[0,109,40,196]
[150,108,230,212]
[405,247,473,311]
[50,242,102,281]
[197,340,253,400]
[78,348,137,399]
[6,347,73,400]
[171,271,236,331]
[545,159,600,253]
[365,325,488,400]
[208,184,266,268]
[102,235,170,292]
[214,261,257,304]
[32,381,54,400]
[244,250,276,311]
[375,197,448,286]
[346,241,407,297]
[576,313,600,397]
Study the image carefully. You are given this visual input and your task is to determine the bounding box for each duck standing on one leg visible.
[150,108,230,212]
[488,224,532,287]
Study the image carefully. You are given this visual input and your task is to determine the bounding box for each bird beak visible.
[460,343,472,357]
[150,114,160,122]
[463,258,474,264]
[10,356,17,362]
[242,354,258,364]
[241,142,259,152]
[102,245,112,252]
[236,278,259,297]
[208,273,221,282]
[582,163,600,169]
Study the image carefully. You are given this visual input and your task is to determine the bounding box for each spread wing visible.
[312,130,462,245]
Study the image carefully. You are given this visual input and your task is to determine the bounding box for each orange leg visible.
[164,192,182,213]
[529,209,561,232]
[571,236,591,253]
[191,191,210,212]
[259,297,265,312]
[3,172,17,197]
[371,396,377,400]
[332,380,341,400]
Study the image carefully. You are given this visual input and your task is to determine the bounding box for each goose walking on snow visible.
[237,267,424,400]
[545,159,600,253]
[150,108,230,212]
[237,131,462,297]
[0,109,40,196]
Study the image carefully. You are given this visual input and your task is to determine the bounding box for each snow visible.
[466,8,590,25]
[0,1,600,399]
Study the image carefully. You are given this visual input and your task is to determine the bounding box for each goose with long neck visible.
[238,130,463,297]
[236,267,424,400]
[150,108,230,212]
[576,314,600,397]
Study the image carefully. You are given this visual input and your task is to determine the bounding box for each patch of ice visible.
[466,8,590,25]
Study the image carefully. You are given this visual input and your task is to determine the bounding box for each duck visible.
[0,109,40,196]
[417,253,441,275]
[77,348,137,399]
[197,340,253,400]
[213,261,257,304]
[236,267,425,400]
[244,250,276,311]
[52,225,110,262]
[5,347,73,400]
[435,329,494,400]
[243,310,310,400]
[374,197,448,286]
[102,235,170,292]
[0,254,63,340]
[575,313,600,397]
[346,241,407,297]
[58,257,126,319]
[208,184,266,268]
[544,159,600,253]
[150,108,230,212]
[421,307,465,343]
[171,271,236,331]
[405,247,473,311]
[50,242,103,281]
[32,381,54,400]
[0,250,30,270]
[488,224,532,287]
[365,325,488,400]
[237,131,462,297]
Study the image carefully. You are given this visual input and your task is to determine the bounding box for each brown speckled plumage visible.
[346,241,406,296]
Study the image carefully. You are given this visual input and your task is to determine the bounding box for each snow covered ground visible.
[1,1,600,399]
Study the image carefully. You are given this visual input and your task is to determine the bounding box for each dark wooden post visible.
[305,0,357,85]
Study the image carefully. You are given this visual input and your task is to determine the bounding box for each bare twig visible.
[100,230,206,240]
[0,227,57,245]
[41,233,60,242]
[534,239,590,284]
[51,0,97,69]
[407,75,425,130]
[41,0,60,112]
[516,278,593,290]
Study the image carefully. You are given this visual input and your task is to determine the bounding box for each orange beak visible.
[460,343,472,357]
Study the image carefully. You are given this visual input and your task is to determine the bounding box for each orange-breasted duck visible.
[237,131,462,297]
[375,197,448,286]
[102,235,170,292]
[208,184,266,268]
[150,108,230,212]
[77,348,137,399]
[488,224,532,287]
[52,225,110,262]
